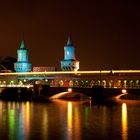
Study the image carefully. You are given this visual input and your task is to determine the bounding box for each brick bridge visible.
[34,85,123,101]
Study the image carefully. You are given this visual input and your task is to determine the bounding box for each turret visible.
[61,36,79,71]
[14,36,32,72]
[64,36,75,60]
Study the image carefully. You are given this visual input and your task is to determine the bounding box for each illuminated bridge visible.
[1,70,140,89]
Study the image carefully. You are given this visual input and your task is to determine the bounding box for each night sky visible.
[0,0,140,70]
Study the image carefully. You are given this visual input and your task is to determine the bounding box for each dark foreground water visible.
[0,99,140,140]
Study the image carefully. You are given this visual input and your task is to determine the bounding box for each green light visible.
[9,109,15,140]
[10,80,14,84]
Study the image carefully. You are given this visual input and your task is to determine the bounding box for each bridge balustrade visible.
[0,76,140,89]
[48,79,140,89]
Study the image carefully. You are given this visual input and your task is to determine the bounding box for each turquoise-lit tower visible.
[14,37,32,72]
[61,36,80,71]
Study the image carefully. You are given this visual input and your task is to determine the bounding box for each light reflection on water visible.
[67,102,72,140]
[122,103,128,140]
[0,100,140,139]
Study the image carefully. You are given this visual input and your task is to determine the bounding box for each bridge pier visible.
[33,84,50,97]
[91,86,104,102]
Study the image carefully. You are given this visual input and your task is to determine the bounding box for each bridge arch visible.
[136,80,139,88]
[109,80,114,88]
[69,80,73,87]
[102,80,106,88]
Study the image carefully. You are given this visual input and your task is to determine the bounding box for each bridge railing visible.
[0,83,140,89]
[0,84,33,88]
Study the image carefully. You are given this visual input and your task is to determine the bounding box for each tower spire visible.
[67,35,73,46]
[20,33,25,49]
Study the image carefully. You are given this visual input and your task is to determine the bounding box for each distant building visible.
[33,67,56,72]
[14,37,32,72]
[61,36,80,71]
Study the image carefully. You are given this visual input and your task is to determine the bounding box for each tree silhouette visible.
[1,56,17,72]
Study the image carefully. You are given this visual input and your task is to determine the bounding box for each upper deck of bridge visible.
[1,70,140,76]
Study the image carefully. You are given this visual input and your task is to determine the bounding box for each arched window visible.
[69,80,73,87]
[74,80,79,87]
[117,80,121,88]
[19,81,23,86]
[102,80,106,88]
[129,80,133,88]
[136,80,139,88]
[109,80,114,88]
[123,80,127,88]
[90,80,95,87]
[59,80,64,87]
[10,80,14,86]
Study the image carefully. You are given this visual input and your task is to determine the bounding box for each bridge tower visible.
[14,36,32,72]
[61,36,80,71]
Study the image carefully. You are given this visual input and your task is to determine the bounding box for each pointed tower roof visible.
[20,33,26,49]
[67,35,73,46]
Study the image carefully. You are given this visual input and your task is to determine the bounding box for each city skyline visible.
[0,0,140,70]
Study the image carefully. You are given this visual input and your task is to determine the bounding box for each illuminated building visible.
[14,37,32,72]
[61,36,80,71]
[33,67,56,72]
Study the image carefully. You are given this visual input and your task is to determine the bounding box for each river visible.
[0,99,140,140]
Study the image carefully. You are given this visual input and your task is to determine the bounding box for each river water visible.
[0,99,140,140]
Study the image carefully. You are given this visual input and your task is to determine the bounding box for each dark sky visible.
[0,0,140,70]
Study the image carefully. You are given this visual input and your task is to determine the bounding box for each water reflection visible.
[7,102,30,140]
[42,106,48,140]
[0,100,140,139]
[8,109,15,140]
[122,103,128,140]
[25,102,30,139]
[67,102,72,140]
[74,106,81,140]
[67,101,81,140]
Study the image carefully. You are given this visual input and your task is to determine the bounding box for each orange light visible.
[122,103,128,140]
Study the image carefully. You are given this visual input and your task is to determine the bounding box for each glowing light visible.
[10,80,14,84]
[122,103,128,140]
[68,88,72,92]
[1,70,140,76]
[0,84,33,88]
[122,89,127,94]
[0,70,112,76]
[67,51,70,55]
[26,85,30,88]
[50,92,69,99]
[74,61,79,71]
[19,81,23,86]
